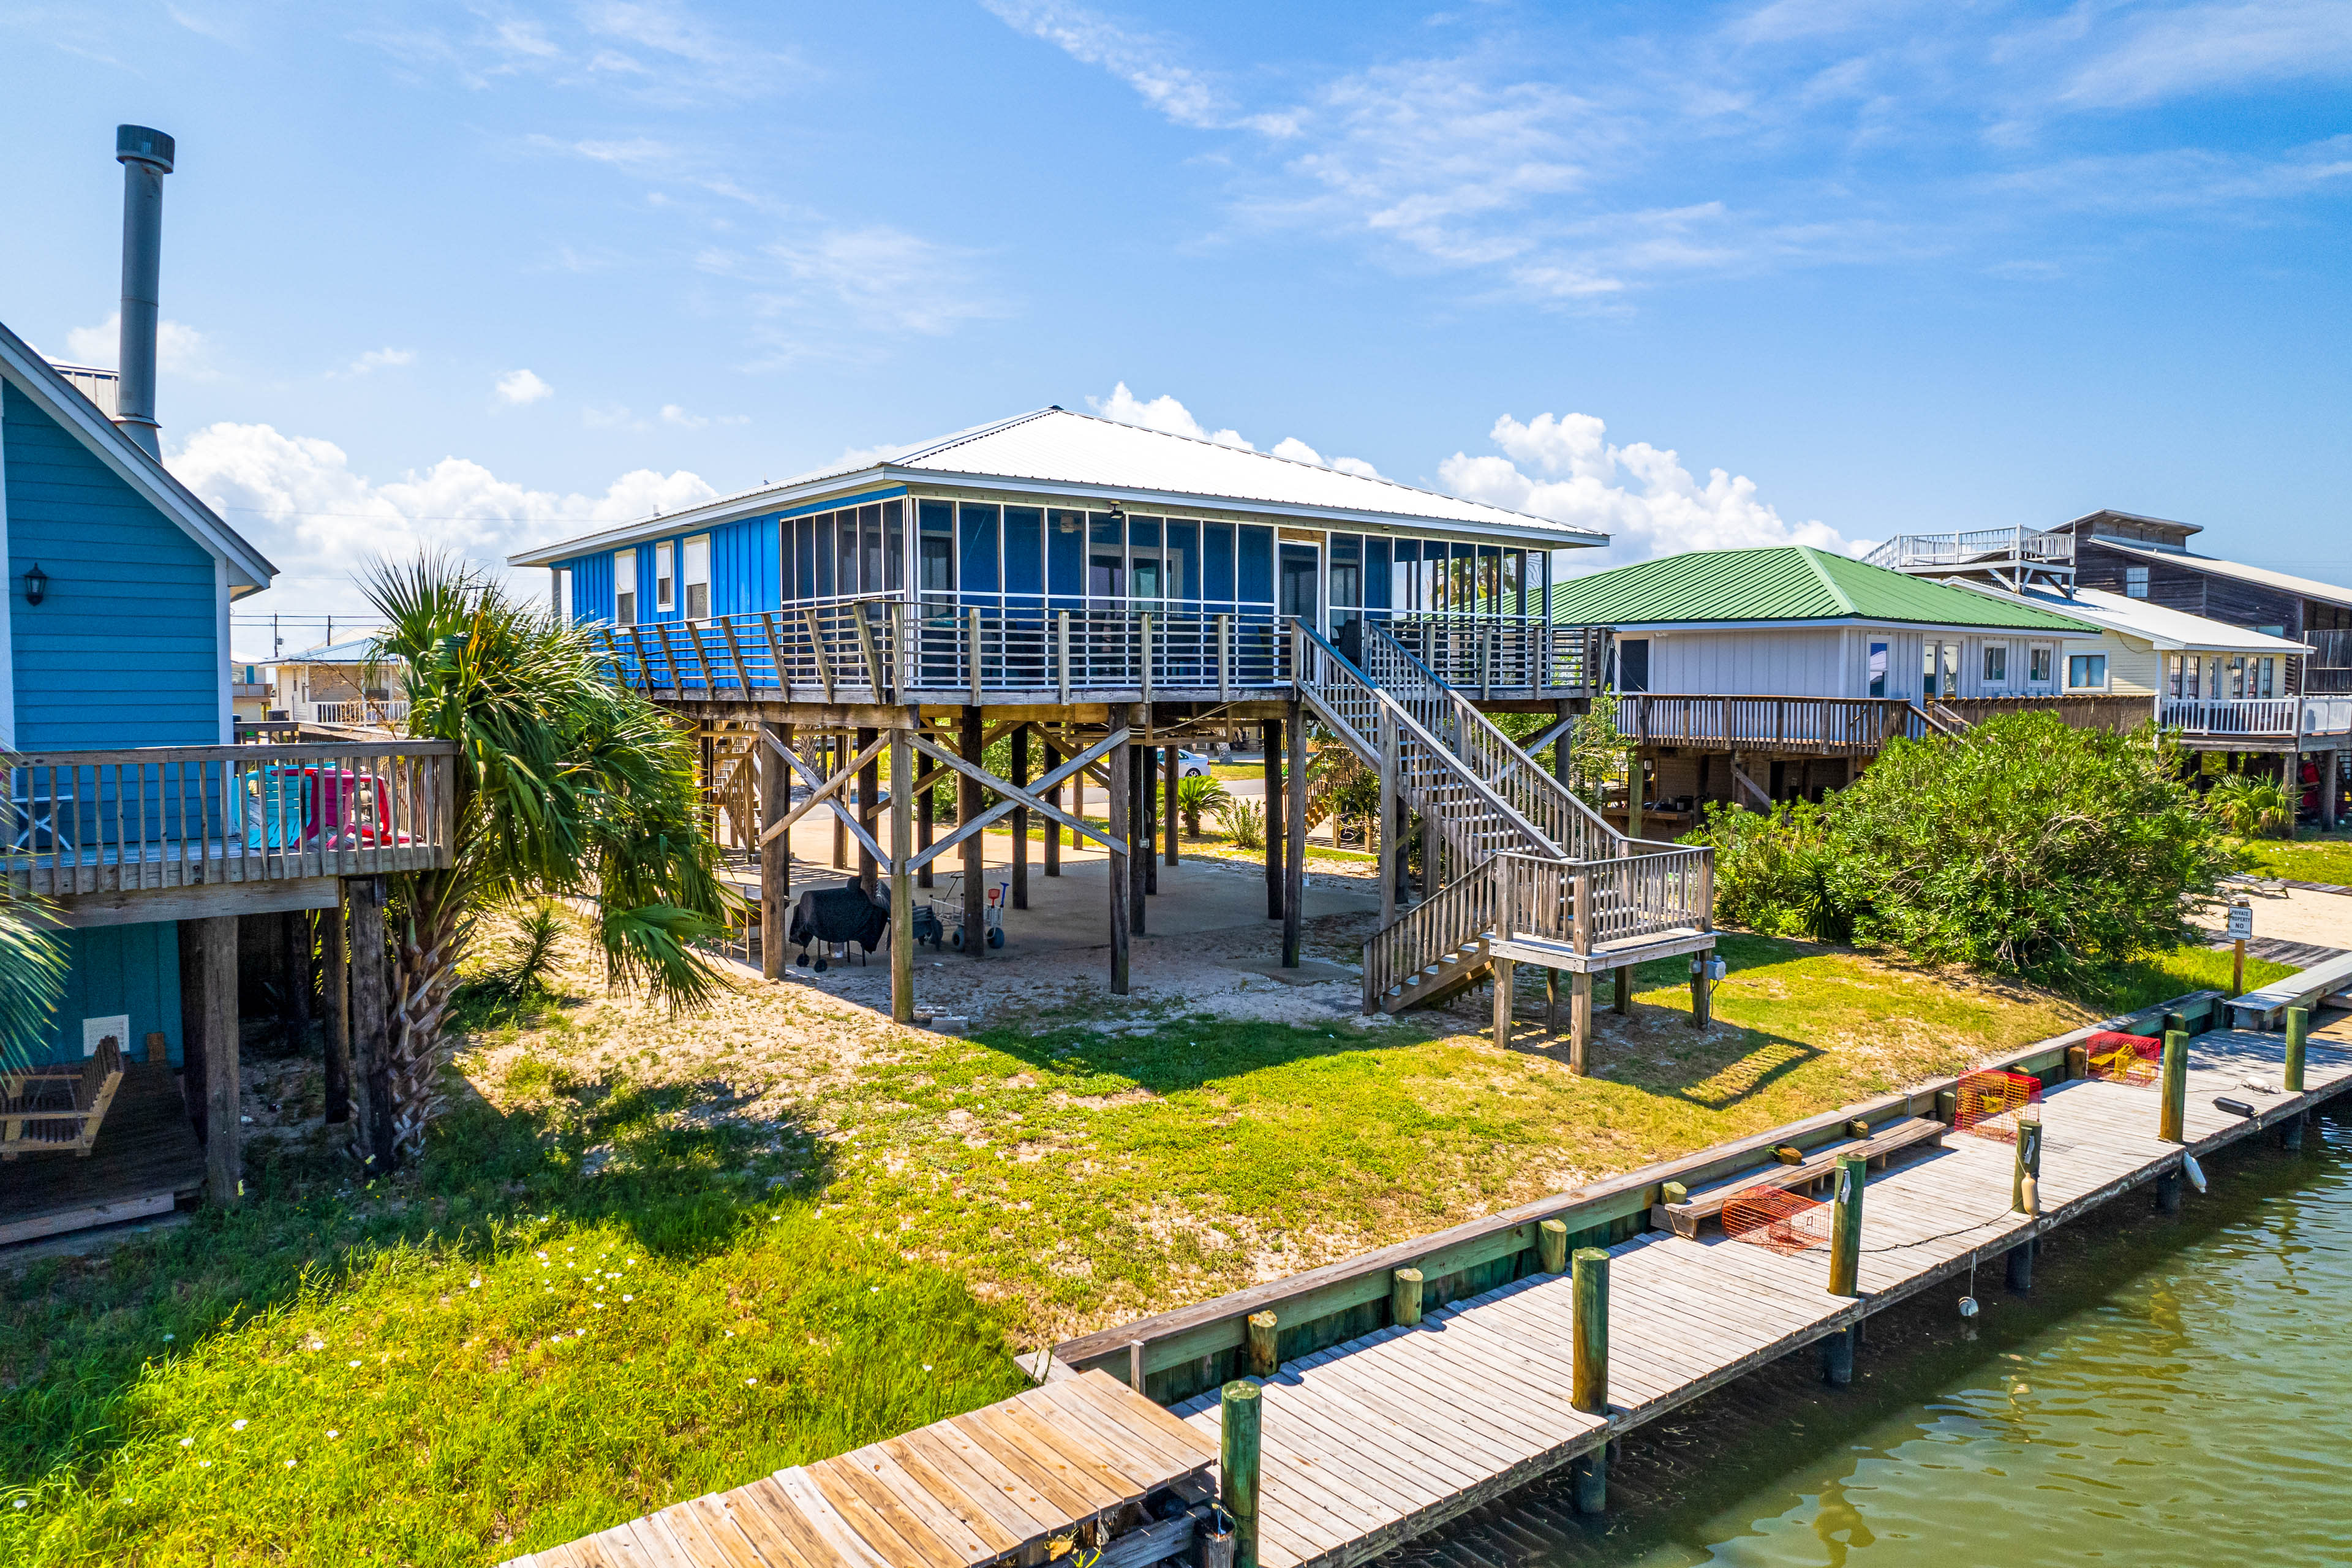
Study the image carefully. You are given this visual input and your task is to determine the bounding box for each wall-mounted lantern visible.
[22,563,47,605]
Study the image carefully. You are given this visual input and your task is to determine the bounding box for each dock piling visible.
[1391,1267,1424,1327]
[2159,1028,2188,1142]
[1828,1154,1865,1298]
[2005,1238,2035,1293]
[2285,1005,2309,1093]
[1570,1246,1608,1416]
[1246,1311,1279,1377]
[1537,1217,1569,1274]
[1220,1381,1262,1568]
[1820,1327,1856,1387]
[1569,1447,1607,1515]
[2155,1170,2183,1215]
[2013,1110,2042,1213]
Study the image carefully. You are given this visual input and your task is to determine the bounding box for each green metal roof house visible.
[1550,546,2092,702]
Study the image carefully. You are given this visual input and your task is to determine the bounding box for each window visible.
[614,549,637,625]
[1618,638,1650,693]
[554,568,573,624]
[1983,644,2006,683]
[2255,656,2277,698]
[2168,653,2200,699]
[682,535,710,620]
[2029,646,2052,684]
[1944,641,1959,695]
[2125,565,2149,599]
[655,542,675,612]
[2068,653,2108,689]
[1868,641,1888,698]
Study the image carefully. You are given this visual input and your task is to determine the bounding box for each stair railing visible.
[1361,854,1499,1014]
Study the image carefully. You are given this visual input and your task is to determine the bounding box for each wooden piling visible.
[1612,965,1632,1017]
[1378,717,1398,929]
[1246,1311,1279,1377]
[1570,1246,1608,1415]
[960,707,986,959]
[1570,1449,1607,1515]
[2013,1112,2042,1213]
[2005,1237,2035,1293]
[198,915,239,1207]
[1491,956,1515,1047]
[1569,972,1593,1072]
[890,730,915,1025]
[1143,745,1159,897]
[1129,742,1149,932]
[323,884,350,1125]
[2159,1028,2188,1143]
[1164,740,1180,867]
[1042,737,1061,878]
[759,718,792,978]
[1390,1267,1423,1327]
[1262,718,1284,921]
[856,725,878,889]
[1820,1327,1856,1387]
[1010,723,1030,911]
[1689,953,1712,1029]
[1545,968,1560,1037]
[1283,699,1305,968]
[1109,725,1132,995]
[1537,1216,1569,1274]
[2285,1005,2309,1093]
[1221,1381,1262,1568]
[2156,1170,2182,1214]
[1827,1153,1864,1297]
[347,876,390,1169]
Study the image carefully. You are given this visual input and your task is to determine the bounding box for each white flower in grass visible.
[327,1430,339,1439]
[198,1461,211,1469]
[179,1438,193,1448]
[745,1377,758,1385]
[231,1419,248,1431]
[284,1459,296,1469]
[622,1295,633,1303]
[469,1279,481,1289]
[922,1365,933,1372]
[15,1498,28,1509]
[162,1333,175,1343]
[349,1360,361,1368]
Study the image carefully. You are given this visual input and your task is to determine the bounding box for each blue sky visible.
[2,1,2348,647]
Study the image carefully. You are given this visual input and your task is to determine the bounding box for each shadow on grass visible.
[0,994,831,1491]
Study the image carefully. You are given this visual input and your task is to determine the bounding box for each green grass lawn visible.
[2233,831,2352,888]
[0,918,2287,1564]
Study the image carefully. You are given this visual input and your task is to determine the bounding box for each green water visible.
[1398,1106,2352,1568]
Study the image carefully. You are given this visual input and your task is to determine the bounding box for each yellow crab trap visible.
[2083,1030,2162,1086]
[1723,1185,1830,1256]
[1956,1068,2044,1142]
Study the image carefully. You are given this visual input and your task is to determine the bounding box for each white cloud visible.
[344,347,416,376]
[362,0,799,105]
[980,0,1281,132]
[496,368,554,405]
[167,422,717,617]
[1090,384,1384,475]
[1438,411,1856,565]
[2060,1,2352,107]
[62,313,209,374]
[752,227,999,337]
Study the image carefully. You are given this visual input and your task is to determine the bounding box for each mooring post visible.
[1538,1216,1569,1274]
[2285,1005,2308,1093]
[1392,1267,1424,1327]
[1569,1245,1610,1513]
[1221,1381,1262,1568]
[2159,1027,2188,1143]
[1246,1311,1279,1377]
[2013,1110,2042,1214]
[889,728,915,1025]
[1828,1153,1865,1298]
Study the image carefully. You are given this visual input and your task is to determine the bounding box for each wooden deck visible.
[0,1064,203,1245]
[500,1370,1218,1568]
[1162,1025,2352,1568]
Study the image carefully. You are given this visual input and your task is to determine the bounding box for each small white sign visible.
[2226,903,2254,941]
[83,1014,129,1058]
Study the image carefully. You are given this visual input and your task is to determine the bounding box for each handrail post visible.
[1142,610,1155,704]
[967,606,984,706]
[1218,612,1232,703]
[1056,608,1071,704]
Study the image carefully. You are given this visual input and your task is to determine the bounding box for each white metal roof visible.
[2086,536,2352,612]
[1958,582,2315,654]
[510,407,1605,567]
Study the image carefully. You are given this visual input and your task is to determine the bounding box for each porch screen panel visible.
[1392,539,1420,612]
[795,518,816,600]
[1049,510,1085,604]
[1129,518,1163,600]
[1005,506,1045,682]
[1329,533,1363,638]
[1238,524,1276,683]
[860,505,884,595]
[1478,545,1502,614]
[919,501,956,685]
[1088,513,1125,598]
[813,515,834,598]
[884,500,905,592]
[1365,538,1392,612]
[836,511,858,597]
[1167,520,1199,604]
[1204,522,1235,601]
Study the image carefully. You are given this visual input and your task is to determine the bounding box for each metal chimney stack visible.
[113,124,175,458]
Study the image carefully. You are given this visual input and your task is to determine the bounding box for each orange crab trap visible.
[1723,1186,1830,1256]
[2083,1030,2162,1087]
[1956,1069,2044,1142]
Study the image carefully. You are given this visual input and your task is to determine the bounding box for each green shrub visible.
[1219,798,1266,850]
[1682,714,2240,981]
[2203,772,2293,837]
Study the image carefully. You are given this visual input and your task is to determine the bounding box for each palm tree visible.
[1,879,67,1075]
[355,557,736,1167]
[1175,773,1230,837]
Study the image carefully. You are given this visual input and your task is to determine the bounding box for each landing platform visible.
[1487,925,1716,974]
[0,1065,204,1246]
[1167,1025,2352,1568]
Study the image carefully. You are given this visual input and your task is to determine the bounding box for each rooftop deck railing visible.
[592,597,1600,702]
[4,740,459,898]
[1863,527,2075,573]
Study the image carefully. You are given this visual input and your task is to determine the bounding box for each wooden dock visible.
[1158,1023,2351,1568]
[500,1371,1218,1568]
[511,989,2352,1568]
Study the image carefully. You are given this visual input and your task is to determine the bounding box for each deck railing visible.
[312,699,410,726]
[1491,846,1713,956]
[2160,698,2300,737]
[591,598,1600,701]
[1618,694,1937,753]
[4,741,459,897]
[1864,528,2075,572]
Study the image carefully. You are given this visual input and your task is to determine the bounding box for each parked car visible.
[1175,750,1212,779]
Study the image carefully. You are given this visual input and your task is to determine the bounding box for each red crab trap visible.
[1956,1069,2043,1142]
[1724,1186,1830,1256]
[2083,1030,2162,1087]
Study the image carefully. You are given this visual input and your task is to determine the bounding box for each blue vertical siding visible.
[5,381,221,748]
[37,921,183,1066]
[568,549,614,622]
